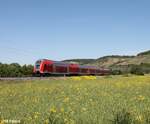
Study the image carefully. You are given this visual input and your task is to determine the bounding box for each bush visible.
[111,70,122,75]
[130,66,144,75]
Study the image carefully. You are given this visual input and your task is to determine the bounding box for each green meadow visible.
[0,75,150,124]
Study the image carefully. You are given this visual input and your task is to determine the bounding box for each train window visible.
[36,65,40,69]
[48,64,51,68]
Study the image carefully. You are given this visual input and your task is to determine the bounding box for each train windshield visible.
[35,60,41,69]
[36,64,40,69]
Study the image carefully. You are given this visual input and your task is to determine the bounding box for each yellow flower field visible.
[0,75,150,124]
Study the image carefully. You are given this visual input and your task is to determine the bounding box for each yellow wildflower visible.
[136,115,143,122]
[71,77,81,81]
[34,112,40,119]
[82,76,96,80]
[64,118,68,123]
[44,119,49,124]
[49,107,57,113]
[137,95,145,101]
[34,115,38,119]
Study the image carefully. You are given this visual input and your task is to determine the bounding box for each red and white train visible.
[33,59,110,76]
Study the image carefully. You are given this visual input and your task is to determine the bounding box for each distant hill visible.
[63,50,150,68]
[137,50,150,56]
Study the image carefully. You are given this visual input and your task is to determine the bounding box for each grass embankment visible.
[0,75,150,124]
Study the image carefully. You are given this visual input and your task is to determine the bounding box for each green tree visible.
[0,63,34,77]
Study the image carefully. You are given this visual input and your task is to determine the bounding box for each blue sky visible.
[0,0,150,65]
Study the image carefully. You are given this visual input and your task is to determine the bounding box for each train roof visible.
[36,59,51,62]
[37,59,79,65]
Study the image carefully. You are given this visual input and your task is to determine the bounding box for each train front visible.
[33,59,43,75]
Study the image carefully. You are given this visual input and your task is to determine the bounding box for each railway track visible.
[0,76,67,81]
